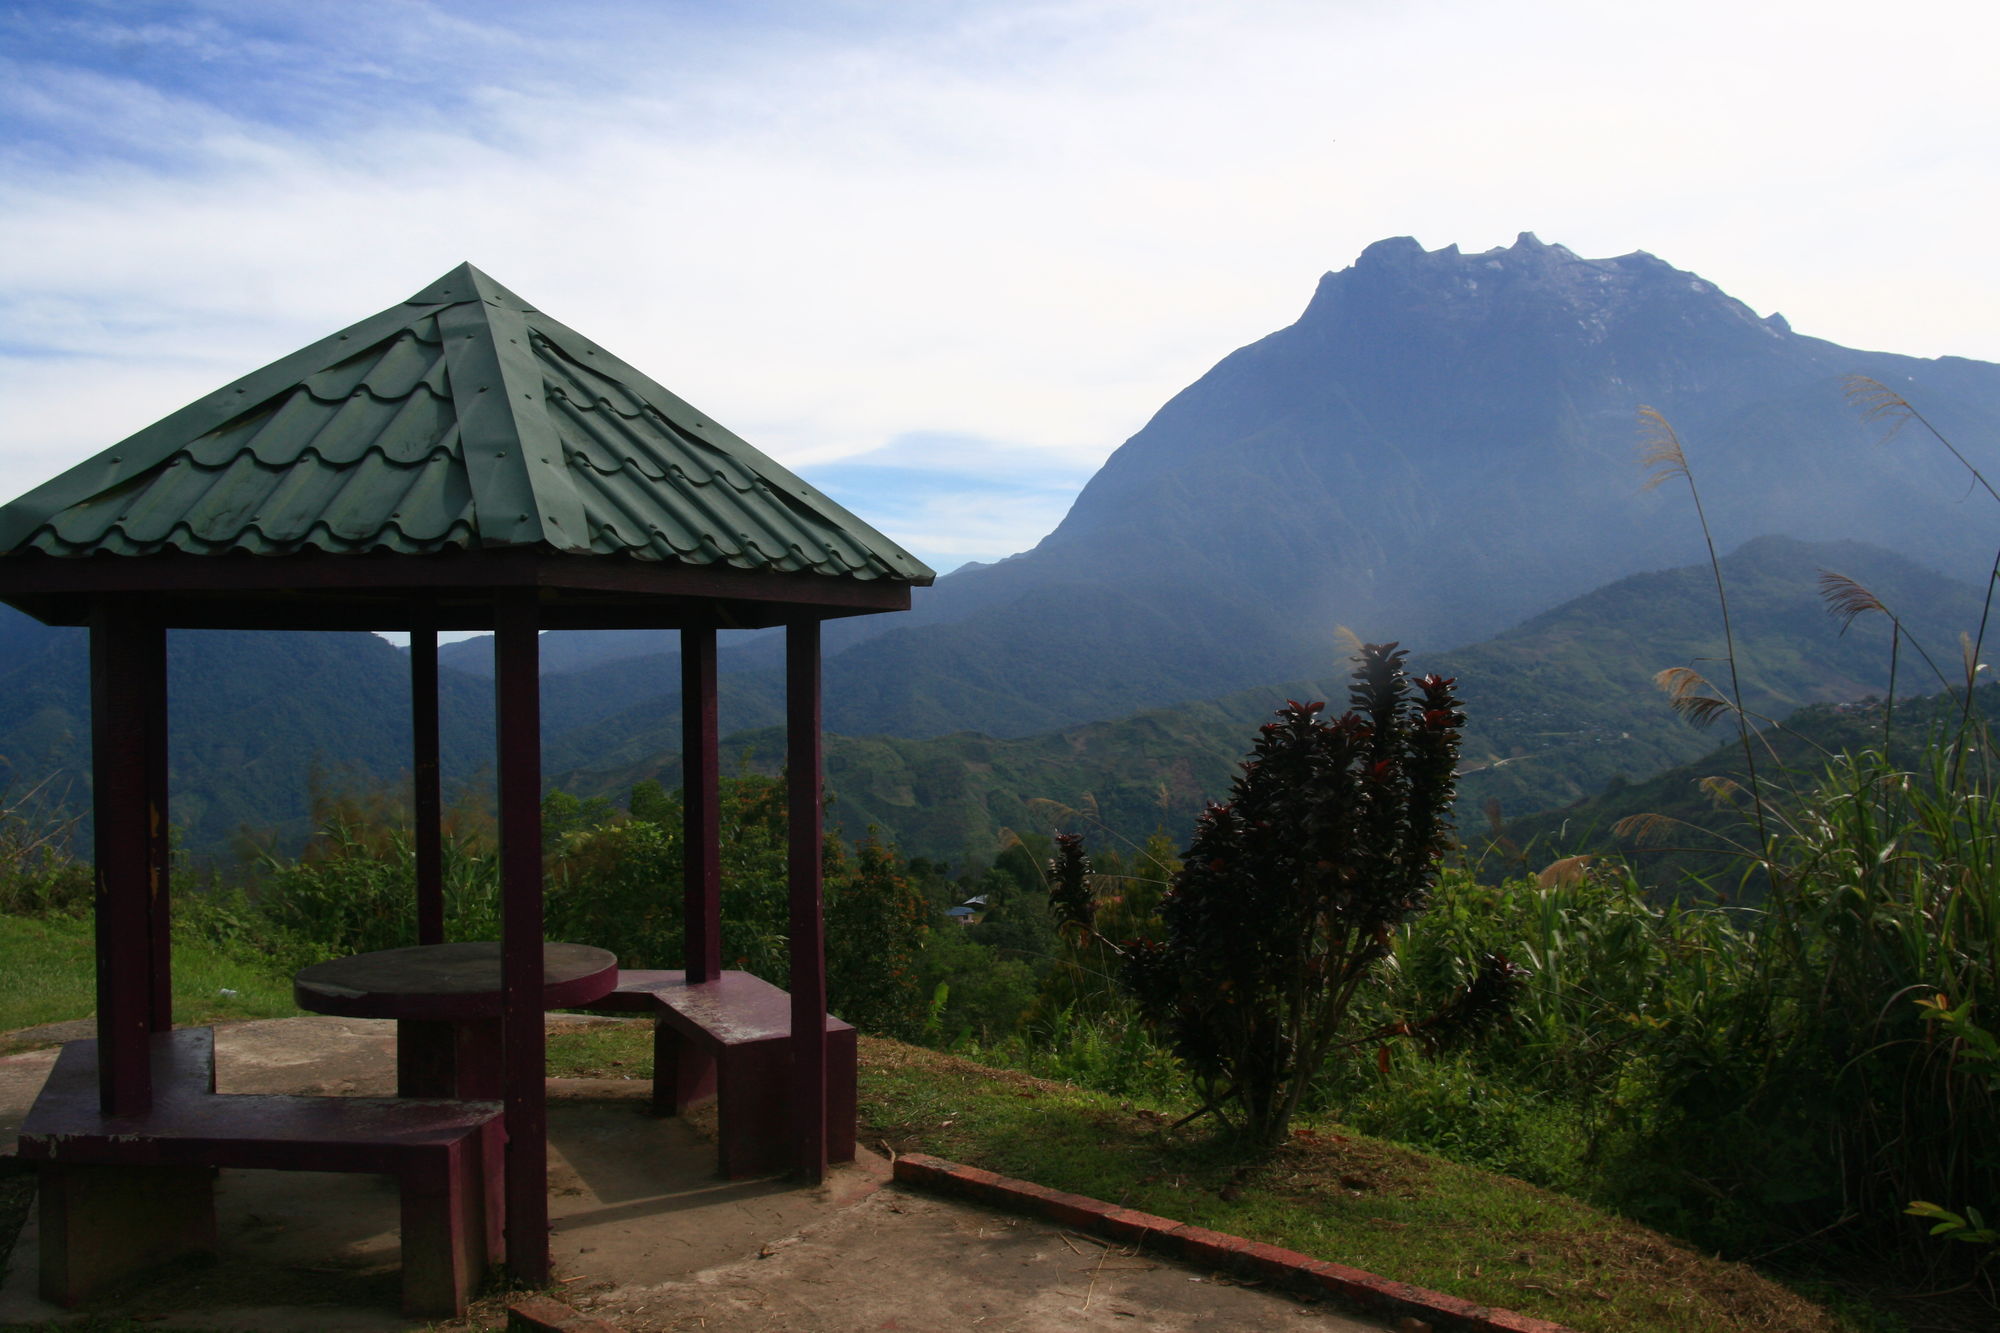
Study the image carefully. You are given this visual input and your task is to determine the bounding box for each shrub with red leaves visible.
[1124,643,1465,1147]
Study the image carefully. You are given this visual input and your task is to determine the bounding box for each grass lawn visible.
[0,912,300,1053]
[543,1021,1870,1333]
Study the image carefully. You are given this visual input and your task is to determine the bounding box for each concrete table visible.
[295,941,617,1099]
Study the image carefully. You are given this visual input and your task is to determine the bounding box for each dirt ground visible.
[0,1016,1387,1332]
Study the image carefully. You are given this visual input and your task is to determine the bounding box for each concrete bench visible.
[15,1027,503,1318]
[587,969,856,1178]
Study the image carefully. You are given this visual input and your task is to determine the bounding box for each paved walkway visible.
[0,1016,1388,1332]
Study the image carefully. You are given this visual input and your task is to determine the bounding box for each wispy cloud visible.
[3,0,1998,572]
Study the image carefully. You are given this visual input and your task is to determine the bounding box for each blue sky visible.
[5,0,1998,575]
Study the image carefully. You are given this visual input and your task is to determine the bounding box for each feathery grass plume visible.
[1819,569,1889,633]
[1024,796,1085,829]
[1636,407,1778,896]
[1699,775,1747,806]
[1846,374,2000,505]
[1820,570,1918,747]
[1610,809,1766,863]
[1844,374,1921,444]
[1637,407,1691,492]
[1653,665,1738,729]
[1611,811,1680,846]
[1536,854,1592,888]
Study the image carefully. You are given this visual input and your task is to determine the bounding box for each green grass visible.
[0,912,300,1052]
[542,1019,1859,1333]
[543,1017,654,1079]
[856,1039,1853,1333]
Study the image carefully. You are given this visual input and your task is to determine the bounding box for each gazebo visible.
[0,263,933,1303]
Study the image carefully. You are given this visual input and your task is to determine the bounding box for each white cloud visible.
[2,0,1997,564]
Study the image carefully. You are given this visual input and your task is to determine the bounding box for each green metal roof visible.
[0,264,934,586]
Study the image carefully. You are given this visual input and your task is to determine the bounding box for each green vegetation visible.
[0,915,299,1053]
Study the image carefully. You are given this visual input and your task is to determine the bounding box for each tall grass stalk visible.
[1847,375,2000,778]
[1638,407,1778,897]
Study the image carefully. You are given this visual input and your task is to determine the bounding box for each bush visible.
[1121,645,1467,1147]
[0,781,88,917]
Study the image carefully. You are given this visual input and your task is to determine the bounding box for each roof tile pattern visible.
[0,265,932,586]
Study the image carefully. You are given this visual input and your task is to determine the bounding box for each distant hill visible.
[0,609,500,856]
[553,535,1981,867]
[1489,684,2000,895]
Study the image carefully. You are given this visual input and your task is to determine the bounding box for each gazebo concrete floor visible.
[0,1016,1385,1332]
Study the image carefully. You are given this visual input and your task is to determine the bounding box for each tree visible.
[1119,643,1471,1147]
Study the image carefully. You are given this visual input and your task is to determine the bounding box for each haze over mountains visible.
[4,234,1997,861]
[549,534,1981,865]
[452,233,2000,741]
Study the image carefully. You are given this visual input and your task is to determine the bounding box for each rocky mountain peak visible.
[1296,233,1777,360]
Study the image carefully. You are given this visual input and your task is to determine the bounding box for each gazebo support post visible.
[89,601,166,1113]
[410,619,445,946]
[681,625,721,983]
[143,621,172,1034]
[786,620,828,1183]
[494,597,549,1283]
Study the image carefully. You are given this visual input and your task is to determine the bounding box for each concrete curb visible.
[508,1294,625,1332]
[892,1152,1573,1333]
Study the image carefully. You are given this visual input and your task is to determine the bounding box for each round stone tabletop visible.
[294,941,617,1021]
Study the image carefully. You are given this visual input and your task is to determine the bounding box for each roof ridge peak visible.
[403,262,538,314]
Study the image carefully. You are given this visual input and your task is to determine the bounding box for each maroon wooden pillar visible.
[681,625,721,983]
[410,619,445,946]
[493,598,549,1283]
[141,622,171,1034]
[786,619,827,1183]
[89,601,167,1113]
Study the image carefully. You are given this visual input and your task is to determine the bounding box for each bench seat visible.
[588,969,855,1177]
[16,1027,503,1317]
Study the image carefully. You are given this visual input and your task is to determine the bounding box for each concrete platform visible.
[0,1016,1387,1332]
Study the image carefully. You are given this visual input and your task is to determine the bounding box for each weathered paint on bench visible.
[16,1028,503,1318]
[589,969,857,1178]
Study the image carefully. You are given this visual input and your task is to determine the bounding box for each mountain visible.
[501,234,2000,747]
[552,536,1981,867]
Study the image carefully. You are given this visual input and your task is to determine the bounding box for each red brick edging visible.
[891,1152,1572,1333]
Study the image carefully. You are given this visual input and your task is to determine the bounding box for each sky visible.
[4,0,1998,578]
